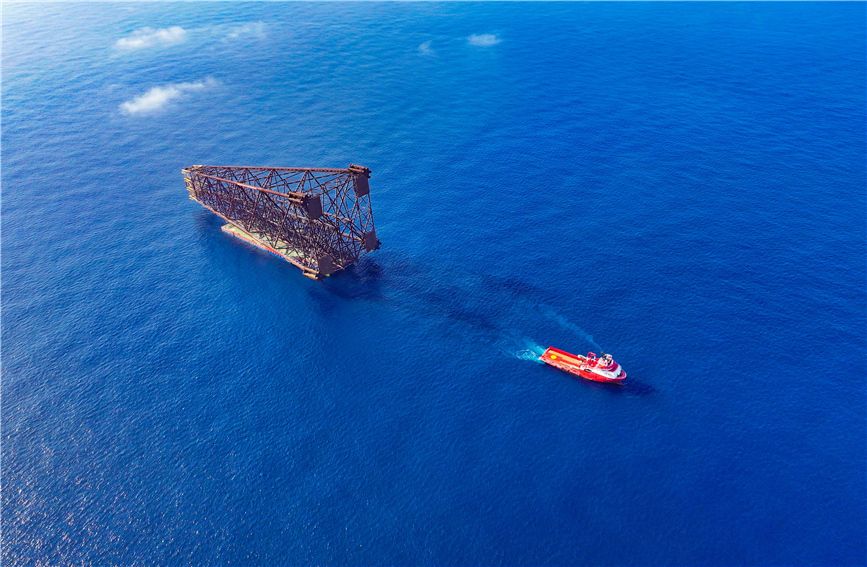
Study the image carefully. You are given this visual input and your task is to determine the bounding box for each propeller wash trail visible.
[183,164,380,279]
[512,338,547,364]
[540,306,603,351]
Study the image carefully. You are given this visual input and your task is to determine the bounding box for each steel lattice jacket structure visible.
[182,164,380,279]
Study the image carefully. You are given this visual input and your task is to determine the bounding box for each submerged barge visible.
[183,164,379,279]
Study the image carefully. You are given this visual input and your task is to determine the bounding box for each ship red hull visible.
[540,347,626,383]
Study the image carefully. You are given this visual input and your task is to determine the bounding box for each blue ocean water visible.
[2,2,865,564]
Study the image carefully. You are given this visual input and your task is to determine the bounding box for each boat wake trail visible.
[512,338,546,364]
[323,257,609,368]
[540,306,603,351]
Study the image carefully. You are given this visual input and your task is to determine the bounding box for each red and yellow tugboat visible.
[540,347,627,383]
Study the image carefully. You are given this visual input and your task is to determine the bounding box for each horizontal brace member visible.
[193,173,308,203]
[190,165,360,174]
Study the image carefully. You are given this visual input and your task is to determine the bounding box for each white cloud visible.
[114,22,265,52]
[120,78,217,115]
[468,33,501,47]
[115,26,187,50]
[418,40,433,55]
[223,22,266,41]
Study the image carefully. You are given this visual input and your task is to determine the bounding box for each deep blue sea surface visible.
[2,2,865,565]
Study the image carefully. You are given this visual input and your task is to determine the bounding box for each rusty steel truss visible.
[182,164,379,278]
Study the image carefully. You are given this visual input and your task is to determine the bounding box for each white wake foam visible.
[512,338,546,364]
